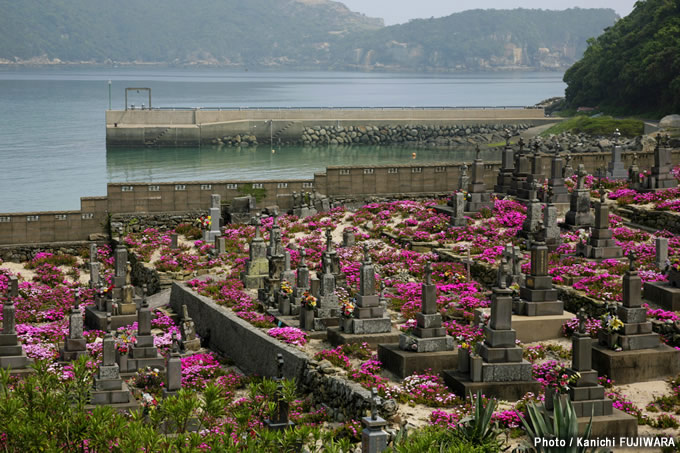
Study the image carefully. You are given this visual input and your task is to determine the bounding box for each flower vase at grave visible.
[278,293,291,316]
[544,388,568,411]
[470,354,483,382]
[300,308,315,331]
[457,347,470,373]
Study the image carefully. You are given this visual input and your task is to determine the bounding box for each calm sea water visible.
[0,67,566,213]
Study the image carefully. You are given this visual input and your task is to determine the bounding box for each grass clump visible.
[541,115,644,138]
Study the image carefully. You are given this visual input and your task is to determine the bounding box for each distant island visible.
[0,0,617,72]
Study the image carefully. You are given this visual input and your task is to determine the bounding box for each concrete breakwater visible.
[214,123,531,147]
[105,107,550,147]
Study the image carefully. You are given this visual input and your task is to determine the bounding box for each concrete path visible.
[520,122,557,140]
[147,288,171,309]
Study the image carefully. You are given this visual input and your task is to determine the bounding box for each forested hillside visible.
[564,0,680,116]
[0,1,617,72]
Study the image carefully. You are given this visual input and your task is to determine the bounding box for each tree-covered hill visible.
[564,0,680,116]
[329,8,618,71]
[0,1,617,72]
[0,0,382,64]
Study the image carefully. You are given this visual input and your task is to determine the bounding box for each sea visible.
[0,67,566,213]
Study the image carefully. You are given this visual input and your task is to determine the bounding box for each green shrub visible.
[541,115,644,138]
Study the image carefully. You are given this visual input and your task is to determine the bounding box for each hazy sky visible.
[340,0,637,25]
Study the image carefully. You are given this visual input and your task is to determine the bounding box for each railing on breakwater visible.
[130,105,540,111]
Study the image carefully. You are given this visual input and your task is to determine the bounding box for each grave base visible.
[313,317,339,332]
[378,343,457,379]
[90,382,137,406]
[273,315,327,340]
[85,306,137,331]
[542,407,638,438]
[591,343,680,385]
[442,370,540,401]
[512,312,574,343]
[644,282,680,311]
[327,327,400,349]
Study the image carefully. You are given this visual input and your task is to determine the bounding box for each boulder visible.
[660,114,680,130]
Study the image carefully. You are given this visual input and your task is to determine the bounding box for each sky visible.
[339,0,638,25]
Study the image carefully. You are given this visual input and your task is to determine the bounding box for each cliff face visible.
[330,8,618,72]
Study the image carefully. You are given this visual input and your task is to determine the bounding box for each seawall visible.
[105,107,551,147]
[0,150,677,246]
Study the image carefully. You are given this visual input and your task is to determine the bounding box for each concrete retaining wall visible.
[106,107,550,147]
[169,282,397,420]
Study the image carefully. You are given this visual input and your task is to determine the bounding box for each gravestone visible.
[563,164,594,230]
[502,244,522,286]
[656,238,669,272]
[343,229,356,247]
[0,277,32,373]
[443,263,540,401]
[509,138,530,196]
[61,294,87,361]
[170,233,179,250]
[275,251,296,317]
[547,143,569,203]
[541,200,562,250]
[465,146,492,213]
[514,241,563,316]
[88,243,101,288]
[90,315,137,407]
[241,217,269,289]
[639,135,676,192]
[542,309,637,438]
[203,194,222,243]
[606,130,628,179]
[85,239,140,331]
[562,154,574,179]
[449,192,467,227]
[516,140,545,201]
[576,192,622,259]
[379,263,457,378]
[163,337,182,398]
[291,249,311,316]
[519,183,543,241]
[458,164,469,191]
[118,290,165,374]
[494,131,515,194]
[215,236,226,255]
[313,256,340,330]
[361,388,389,453]
[329,246,396,347]
[594,254,680,384]
[264,354,295,431]
[629,153,642,188]
[179,304,201,352]
[227,195,256,224]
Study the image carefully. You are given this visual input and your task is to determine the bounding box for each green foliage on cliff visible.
[331,8,618,71]
[541,116,644,138]
[0,2,616,71]
[564,0,680,117]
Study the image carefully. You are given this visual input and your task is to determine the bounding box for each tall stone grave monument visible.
[449,192,467,227]
[465,146,493,213]
[163,337,182,398]
[444,264,540,401]
[576,192,622,260]
[90,315,137,408]
[89,243,101,288]
[516,140,545,201]
[494,131,515,194]
[563,164,594,230]
[639,135,676,192]
[328,246,397,347]
[264,354,295,431]
[0,277,32,374]
[519,182,543,241]
[514,241,562,316]
[241,217,269,289]
[291,249,311,316]
[593,254,680,384]
[204,194,222,243]
[606,130,628,179]
[118,291,165,374]
[542,309,637,437]
[379,263,456,378]
[85,238,139,330]
[313,256,340,330]
[546,143,569,203]
[60,294,87,361]
[362,388,389,453]
[509,138,531,196]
